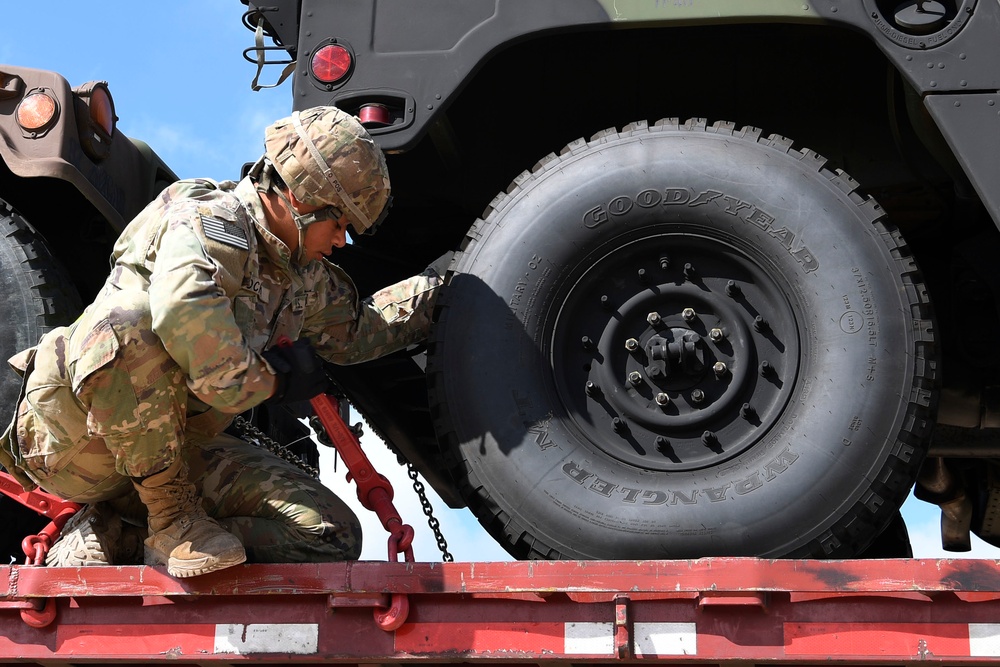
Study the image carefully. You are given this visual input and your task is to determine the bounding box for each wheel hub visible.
[552,233,800,472]
[645,327,706,379]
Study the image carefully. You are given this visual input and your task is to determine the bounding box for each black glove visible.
[262,339,331,405]
[427,249,455,279]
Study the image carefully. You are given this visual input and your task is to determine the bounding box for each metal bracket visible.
[614,594,633,659]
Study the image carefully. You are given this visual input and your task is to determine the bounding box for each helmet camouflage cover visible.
[264,106,391,234]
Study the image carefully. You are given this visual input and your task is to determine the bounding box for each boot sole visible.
[145,546,247,578]
[45,509,111,567]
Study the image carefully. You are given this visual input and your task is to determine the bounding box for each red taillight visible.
[16,92,57,131]
[311,43,352,84]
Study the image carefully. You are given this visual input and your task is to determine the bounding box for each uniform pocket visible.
[69,318,143,438]
[70,318,120,389]
[18,336,93,479]
[233,295,257,341]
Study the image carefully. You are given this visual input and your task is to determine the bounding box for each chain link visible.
[233,415,321,479]
[406,462,453,562]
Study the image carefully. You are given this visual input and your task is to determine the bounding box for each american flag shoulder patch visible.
[201,215,249,250]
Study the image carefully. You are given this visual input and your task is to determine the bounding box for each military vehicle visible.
[0,65,181,558]
[238,0,1000,560]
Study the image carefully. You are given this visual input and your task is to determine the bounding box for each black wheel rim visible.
[551,231,801,472]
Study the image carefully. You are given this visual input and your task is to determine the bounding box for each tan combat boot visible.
[133,457,246,578]
[45,503,147,567]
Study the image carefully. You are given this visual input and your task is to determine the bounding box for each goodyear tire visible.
[428,119,936,559]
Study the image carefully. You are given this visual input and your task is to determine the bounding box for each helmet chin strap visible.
[273,186,317,266]
[255,157,341,266]
[269,187,323,266]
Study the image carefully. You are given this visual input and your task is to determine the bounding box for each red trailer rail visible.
[3,557,1000,665]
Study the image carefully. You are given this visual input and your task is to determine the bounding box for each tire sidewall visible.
[440,129,921,558]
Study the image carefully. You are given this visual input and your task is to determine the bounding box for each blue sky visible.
[3,1,997,562]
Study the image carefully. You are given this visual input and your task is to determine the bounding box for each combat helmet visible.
[263,106,391,235]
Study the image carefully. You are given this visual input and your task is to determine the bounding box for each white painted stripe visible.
[564,622,615,655]
[214,623,319,654]
[635,622,698,657]
[970,624,1000,657]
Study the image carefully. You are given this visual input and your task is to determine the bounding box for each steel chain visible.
[406,462,454,562]
[233,415,321,479]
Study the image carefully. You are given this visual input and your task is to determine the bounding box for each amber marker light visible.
[73,81,117,161]
[16,92,57,132]
[88,83,115,136]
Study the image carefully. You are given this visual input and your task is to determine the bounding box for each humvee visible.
[240,0,1000,560]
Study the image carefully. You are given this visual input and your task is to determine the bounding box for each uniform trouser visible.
[11,289,361,562]
[113,434,362,563]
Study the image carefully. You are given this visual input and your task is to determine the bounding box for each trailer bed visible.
[4,558,1000,665]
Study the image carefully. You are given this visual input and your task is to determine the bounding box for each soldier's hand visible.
[427,249,455,279]
[262,339,331,404]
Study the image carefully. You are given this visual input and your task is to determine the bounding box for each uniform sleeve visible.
[147,204,276,412]
[306,265,443,365]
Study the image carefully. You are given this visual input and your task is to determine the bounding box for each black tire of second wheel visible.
[0,198,81,564]
[0,199,82,417]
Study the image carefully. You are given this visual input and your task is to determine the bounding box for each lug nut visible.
[655,392,670,406]
[682,308,696,322]
[702,430,717,445]
[581,336,594,350]
[647,312,661,326]
[628,371,643,386]
[601,295,611,310]
[655,436,670,453]
[659,256,670,270]
[625,337,639,352]
[690,389,705,404]
[613,417,627,433]
[684,263,697,280]
[725,280,741,297]
[753,315,769,332]
[713,361,728,377]
[760,361,774,377]
[709,328,724,342]
[638,268,648,283]
[586,381,600,397]
[740,403,756,420]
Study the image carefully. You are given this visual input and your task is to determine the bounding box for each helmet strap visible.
[271,183,341,266]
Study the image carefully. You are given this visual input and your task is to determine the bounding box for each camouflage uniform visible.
[0,176,441,562]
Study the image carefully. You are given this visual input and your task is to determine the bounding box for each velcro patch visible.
[201,215,249,250]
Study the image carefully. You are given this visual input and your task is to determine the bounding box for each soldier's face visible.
[302,214,349,261]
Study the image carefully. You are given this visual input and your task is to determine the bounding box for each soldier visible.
[0,106,443,578]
